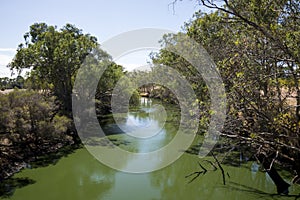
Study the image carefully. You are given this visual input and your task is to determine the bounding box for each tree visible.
[0,90,72,180]
[196,0,300,125]
[191,0,300,192]
[8,23,98,115]
[0,76,25,90]
[158,0,300,193]
[95,63,124,113]
[14,76,25,89]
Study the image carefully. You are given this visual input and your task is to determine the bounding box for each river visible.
[2,97,299,199]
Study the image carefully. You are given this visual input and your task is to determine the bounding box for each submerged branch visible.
[211,152,226,185]
[186,152,227,185]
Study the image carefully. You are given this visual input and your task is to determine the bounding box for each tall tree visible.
[8,23,98,115]
[196,0,300,123]
[158,0,300,193]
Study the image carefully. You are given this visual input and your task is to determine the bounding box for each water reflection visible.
[113,97,167,139]
[140,97,152,107]
[88,97,180,172]
[8,149,117,200]
[8,148,300,200]
[100,97,176,153]
[5,98,300,200]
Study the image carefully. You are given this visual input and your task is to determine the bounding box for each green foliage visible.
[0,76,25,90]
[0,90,75,180]
[0,90,72,164]
[194,1,299,138]
[0,90,70,138]
[130,90,140,106]
[151,33,210,104]
[8,23,135,117]
[153,0,300,171]
[95,63,127,114]
[8,23,98,114]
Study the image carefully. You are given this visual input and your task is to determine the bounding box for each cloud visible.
[0,54,14,66]
[0,48,15,67]
[0,66,12,77]
[0,54,13,77]
[0,48,15,77]
[0,48,16,52]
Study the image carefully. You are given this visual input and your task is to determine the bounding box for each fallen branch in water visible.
[211,151,227,185]
[185,162,207,183]
[186,152,228,185]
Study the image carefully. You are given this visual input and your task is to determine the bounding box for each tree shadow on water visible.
[0,144,81,198]
[227,181,300,199]
[85,137,130,147]
[0,177,36,198]
[29,144,81,168]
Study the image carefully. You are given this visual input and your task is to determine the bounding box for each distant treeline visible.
[0,76,25,90]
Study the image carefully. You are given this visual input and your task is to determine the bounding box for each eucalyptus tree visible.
[157,0,300,193]
[191,1,300,190]
[8,23,98,115]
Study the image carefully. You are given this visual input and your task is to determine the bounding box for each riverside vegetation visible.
[1,0,300,198]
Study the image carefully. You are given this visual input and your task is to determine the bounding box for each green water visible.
[2,98,300,199]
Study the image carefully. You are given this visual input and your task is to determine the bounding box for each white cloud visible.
[0,54,14,66]
[0,48,15,68]
[0,48,16,77]
[0,48,16,52]
[114,49,156,72]
[0,66,12,77]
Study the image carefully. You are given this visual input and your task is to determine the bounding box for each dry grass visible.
[0,89,26,95]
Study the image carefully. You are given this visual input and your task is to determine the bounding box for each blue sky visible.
[0,0,208,77]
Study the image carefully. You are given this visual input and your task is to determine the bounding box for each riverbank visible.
[2,133,300,199]
[0,89,77,181]
[0,139,79,181]
[0,143,83,198]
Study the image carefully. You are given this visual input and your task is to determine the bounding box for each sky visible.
[0,0,208,77]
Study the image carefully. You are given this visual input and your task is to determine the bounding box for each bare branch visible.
[266,151,279,172]
[211,151,226,185]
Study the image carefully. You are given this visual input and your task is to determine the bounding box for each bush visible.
[0,90,71,154]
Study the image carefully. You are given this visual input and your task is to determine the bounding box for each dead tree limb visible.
[256,153,290,195]
[211,151,226,185]
[186,152,227,185]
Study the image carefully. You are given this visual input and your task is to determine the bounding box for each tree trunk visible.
[257,153,290,194]
[296,89,300,130]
